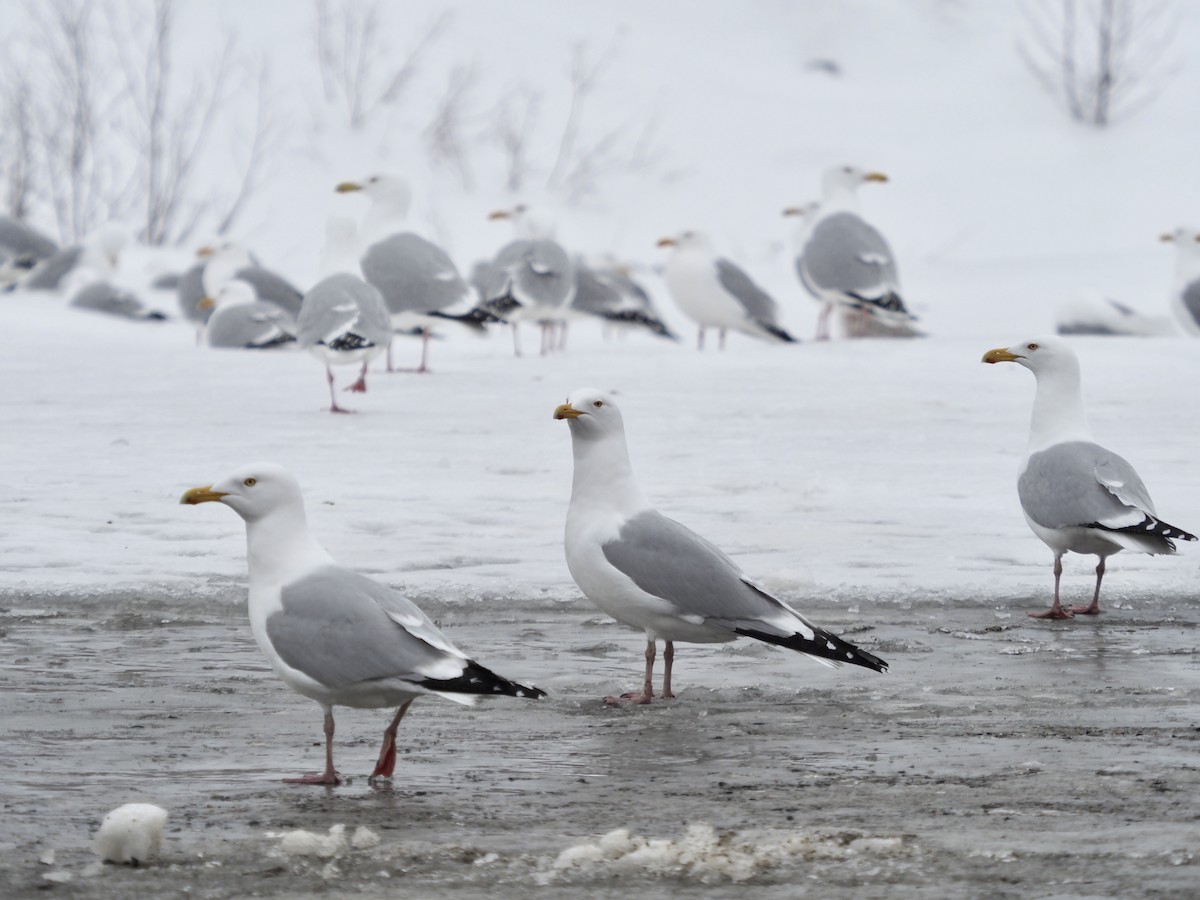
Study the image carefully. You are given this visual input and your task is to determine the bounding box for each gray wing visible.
[714,258,781,325]
[269,567,466,689]
[801,211,898,299]
[602,510,887,671]
[1020,441,1157,529]
[487,239,574,311]
[297,273,392,349]
[360,233,471,316]
[0,216,58,261]
[570,260,621,316]
[176,263,210,323]
[234,266,303,320]
[70,282,153,319]
[1180,280,1200,330]
[205,301,295,349]
[23,246,83,290]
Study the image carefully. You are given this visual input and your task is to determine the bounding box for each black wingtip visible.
[735,626,888,673]
[419,659,547,699]
[762,323,799,343]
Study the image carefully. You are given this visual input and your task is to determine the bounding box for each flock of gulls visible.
[5,165,1199,786]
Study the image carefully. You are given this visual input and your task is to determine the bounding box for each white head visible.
[981,335,1080,380]
[489,204,557,241]
[821,164,889,198]
[180,463,305,524]
[1161,227,1200,259]
[553,387,626,441]
[85,224,130,268]
[782,201,821,222]
[336,173,412,216]
[655,230,714,254]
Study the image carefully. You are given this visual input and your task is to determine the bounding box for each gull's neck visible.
[1173,246,1200,283]
[244,503,333,592]
[568,429,651,519]
[819,183,861,214]
[1027,363,1092,452]
[362,195,410,245]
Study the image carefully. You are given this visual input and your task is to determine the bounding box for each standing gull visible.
[482,205,576,356]
[983,336,1195,618]
[337,173,474,372]
[570,258,677,341]
[787,166,918,339]
[296,217,392,413]
[657,231,796,350]
[181,464,545,784]
[554,389,886,704]
[1160,227,1200,336]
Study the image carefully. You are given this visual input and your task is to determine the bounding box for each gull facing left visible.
[181,464,545,784]
[555,389,886,704]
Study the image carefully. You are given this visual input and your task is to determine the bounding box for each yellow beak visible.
[488,209,511,221]
[196,245,215,258]
[982,348,1021,364]
[197,297,215,310]
[782,207,803,217]
[180,485,229,505]
[1160,232,1175,243]
[656,237,677,248]
[335,181,362,193]
[553,403,582,420]
[865,171,889,183]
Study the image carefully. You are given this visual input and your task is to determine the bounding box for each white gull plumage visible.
[1160,226,1200,336]
[983,336,1195,618]
[554,389,886,704]
[181,464,545,784]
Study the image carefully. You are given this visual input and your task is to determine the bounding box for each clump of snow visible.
[277,824,380,858]
[545,823,908,883]
[91,803,168,866]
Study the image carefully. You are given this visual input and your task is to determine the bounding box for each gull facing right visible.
[555,388,887,705]
[983,336,1196,619]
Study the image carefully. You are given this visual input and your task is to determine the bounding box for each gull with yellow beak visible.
[554,389,886,704]
[983,336,1195,619]
[181,464,545,785]
[1160,227,1200,336]
[786,165,917,339]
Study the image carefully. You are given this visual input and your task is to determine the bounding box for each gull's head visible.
[88,224,130,267]
[822,164,888,196]
[180,463,304,523]
[490,203,556,240]
[782,201,821,221]
[199,278,256,310]
[982,335,1079,379]
[656,230,711,254]
[337,173,411,210]
[554,388,624,439]
[1160,226,1200,256]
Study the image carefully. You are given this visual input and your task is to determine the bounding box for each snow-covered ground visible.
[3,293,1197,612]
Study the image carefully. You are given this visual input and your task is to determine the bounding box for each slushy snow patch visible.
[92,803,168,865]
[548,823,908,883]
[277,824,380,858]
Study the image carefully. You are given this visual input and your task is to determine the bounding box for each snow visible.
[3,3,1200,613]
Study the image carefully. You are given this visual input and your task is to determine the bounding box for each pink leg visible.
[369,700,414,781]
[540,321,552,356]
[344,361,368,393]
[284,709,341,785]
[1029,555,1074,619]
[696,328,705,351]
[326,365,354,414]
[605,639,655,705]
[386,336,396,373]
[557,321,568,352]
[1069,558,1105,615]
[512,323,522,357]
[816,304,832,341]
[661,640,676,699]
[718,328,727,350]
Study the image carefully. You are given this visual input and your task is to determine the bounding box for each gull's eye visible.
[244,478,257,487]
[593,400,604,408]
[1027,343,1039,351]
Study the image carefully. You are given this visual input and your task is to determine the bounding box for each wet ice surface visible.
[2,596,1198,898]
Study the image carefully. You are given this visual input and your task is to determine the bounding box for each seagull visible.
[181,464,546,784]
[0,215,57,283]
[1160,227,1200,336]
[201,280,296,349]
[296,218,392,413]
[657,231,796,350]
[482,205,576,356]
[554,388,886,704]
[787,166,918,339]
[200,242,304,323]
[19,224,128,293]
[337,173,474,372]
[983,336,1196,619]
[570,258,677,342]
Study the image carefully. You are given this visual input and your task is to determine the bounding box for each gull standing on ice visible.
[296,217,392,413]
[481,205,576,356]
[983,336,1196,618]
[554,389,886,704]
[181,464,545,784]
[787,166,917,339]
[657,231,796,350]
[1160,227,1200,336]
[337,173,474,372]
[202,280,296,349]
